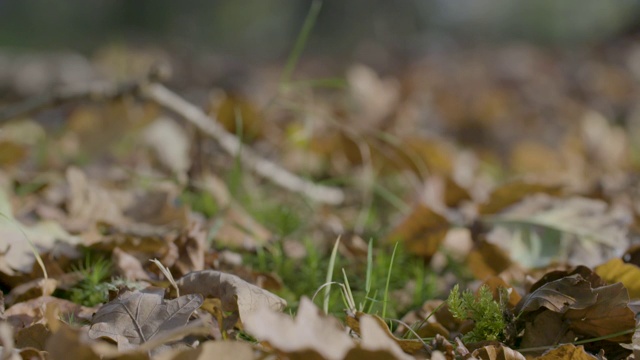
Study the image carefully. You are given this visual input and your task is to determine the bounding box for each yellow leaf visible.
[596,258,640,299]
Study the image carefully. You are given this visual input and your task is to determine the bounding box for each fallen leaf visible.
[243,297,353,360]
[534,344,597,360]
[517,271,635,348]
[5,278,57,306]
[15,323,50,351]
[595,258,640,299]
[177,270,286,324]
[88,287,203,350]
[346,311,424,355]
[516,275,597,313]
[471,343,525,360]
[155,340,258,360]
[112,247,150,281]
[385,203,449,260]
[485,194,630,268]
[143,116,191,181]
[479,181,563,215]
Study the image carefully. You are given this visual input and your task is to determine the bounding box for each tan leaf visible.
[385,203,449,260]
[534,344,598,360]
[15,323,51,351]
[243,297,353,360]
[155,340,257,360]
[65,167,129,231]
[471,343,525,360]
[485,194,630,268]
[5,278,57,306]
[347,64,400,129]
[346,312,424,356]
[5,296,94,331]
[112,247,150,281]
[177,270,286,323]
[479,180,562,215]
[214,205,272,250]
[595,258,640,299]
[143,116,191,181]
[88,288,203,350]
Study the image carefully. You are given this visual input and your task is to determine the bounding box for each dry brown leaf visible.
[471,343,525,360]
[15,323,50,351]
[155,340,257,360]
[213,93,263,142]
[516,275,597,313]
[347,64,400,129]
[482,276,521,308]
[170,222,206,277]
[177,270,286,324]
[346,311,424,356]
[479,180,563,215]
[5,296,94,331]
[143,116,191,181]
[65,167,129,231]
[112,247,150,281]
[486,194,630,268]
[466,240,513,280]
[517,272,635,347]
[355,315,414,360]
[385,203,449,260]
[214,205,272,250]
[595,258,640,299]
[46,325,119,360]
[88,287,203,350]
[534,344,598,360]
[5,278,57,306]
[243,297,353,360]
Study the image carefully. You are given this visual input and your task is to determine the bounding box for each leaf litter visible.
[3,34,640,360]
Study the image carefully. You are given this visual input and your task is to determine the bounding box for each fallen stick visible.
[0,78,345,205]
[140,83,345,205]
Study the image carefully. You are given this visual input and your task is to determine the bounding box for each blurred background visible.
[2,0,640,57]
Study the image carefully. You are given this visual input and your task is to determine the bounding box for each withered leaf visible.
[517,275,597,313]
[485,194,630,268]
[534,344,598,360]
[177,270,286,323]
[385,203,449,260]
[243,297,353,360]
[596,258,640,299]
[471,343,525,360]
[518,272,635,346]
[88,287,203,350]
[479,180,563,215]
[155,340,257,360]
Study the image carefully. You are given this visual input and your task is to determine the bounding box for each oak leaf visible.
[88,287,203,350]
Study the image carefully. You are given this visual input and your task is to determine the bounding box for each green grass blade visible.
[382,242,399,319]
[280,0,323,84]
[341,268,356,312]
[323,235,341,313]
[365,238,373,295]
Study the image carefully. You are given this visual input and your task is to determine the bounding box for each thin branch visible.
[0,77,345,205]
[141,83,345,205]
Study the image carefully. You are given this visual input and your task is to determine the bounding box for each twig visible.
[0,81,141,123]
[0,77,345,205]
[140,83,345,205]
